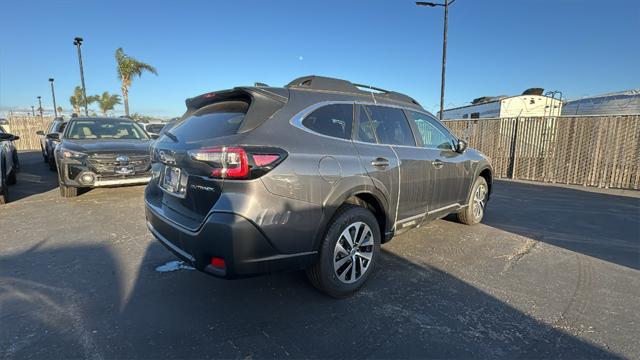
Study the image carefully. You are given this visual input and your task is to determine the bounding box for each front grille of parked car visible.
[87,153,151,174]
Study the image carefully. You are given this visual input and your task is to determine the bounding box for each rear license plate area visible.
[160,165,186,197]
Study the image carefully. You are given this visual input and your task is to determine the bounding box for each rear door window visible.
[302,104,353,140]
[355,106,377,143]
[168,101,249,142]
[364,105,416,146]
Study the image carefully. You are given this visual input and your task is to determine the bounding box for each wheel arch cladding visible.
[344,192,387,243]
[479,167,493,197]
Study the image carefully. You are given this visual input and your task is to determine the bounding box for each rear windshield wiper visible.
[164,131,178,143]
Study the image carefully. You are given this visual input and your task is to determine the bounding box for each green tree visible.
[69,86,98,115]
[115,47,157,116]
[97,91,122,115]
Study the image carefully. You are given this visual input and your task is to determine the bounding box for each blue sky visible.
[1,0,638,117]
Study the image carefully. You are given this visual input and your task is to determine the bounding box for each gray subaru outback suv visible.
[145,76,492,297]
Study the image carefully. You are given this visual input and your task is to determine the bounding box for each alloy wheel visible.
[333,221,374,284]
[473,183,487,221]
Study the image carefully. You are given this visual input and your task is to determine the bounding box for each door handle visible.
[432,159,444,169]
[371,157,390,168]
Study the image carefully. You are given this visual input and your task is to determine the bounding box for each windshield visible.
[65,120,149,140]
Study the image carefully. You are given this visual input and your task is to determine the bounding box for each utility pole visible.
[73,37,89,116]
[49,78,58,118]
[37,96,43,117]
[416,0,455,119]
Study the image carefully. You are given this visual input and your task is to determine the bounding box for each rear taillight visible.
[188,146,286,179]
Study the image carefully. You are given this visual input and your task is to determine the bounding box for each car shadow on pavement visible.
[0,241,621,359]
[447,180,640,271]
[9,151,59,202]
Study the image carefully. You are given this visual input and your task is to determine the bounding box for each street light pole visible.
[37,96,43,117]
[31,106,35,116]
[73,37,89,116]
[49,78,58,118]
[416,0,455,119]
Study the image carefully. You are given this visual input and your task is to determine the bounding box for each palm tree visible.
[115,47,157,116]
[97,91,122,115]
[69,86,98,115]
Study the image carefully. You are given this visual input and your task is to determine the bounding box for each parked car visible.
[36,117,67,170]
[144,76,493,297]
[52,117,153,197]
[0,125,20,204]
[142,122,165,137]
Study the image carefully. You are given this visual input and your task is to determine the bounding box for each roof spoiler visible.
[184,87,288,134]
[185,87,288,111]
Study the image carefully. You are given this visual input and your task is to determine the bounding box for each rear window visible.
[301,104,353,140]
[168,101,248,142]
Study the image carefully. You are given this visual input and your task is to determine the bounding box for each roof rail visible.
[286,75,421,107]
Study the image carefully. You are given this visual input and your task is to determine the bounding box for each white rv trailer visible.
[562,89,640,116]
[442,94,563,120]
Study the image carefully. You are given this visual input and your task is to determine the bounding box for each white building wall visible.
[500,96,562,117]
[441,101,500,120]
[442,95,562,119]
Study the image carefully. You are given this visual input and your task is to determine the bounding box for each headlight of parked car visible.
[61,149,87,159]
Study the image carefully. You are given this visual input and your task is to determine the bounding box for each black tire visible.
[0,178,7,205]
[59,184,78,198]
[457,176,489,225]
[12,150,20,170]
[306,205,381,298]
[48,155,57,171]
[6,169,17,185]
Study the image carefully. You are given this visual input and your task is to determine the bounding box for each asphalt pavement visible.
[1,151,639,359]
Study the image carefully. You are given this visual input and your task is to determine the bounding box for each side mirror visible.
[12,135,20,141]
[46,133,60,141]
[456,139,468,153]
[36,130,45,136]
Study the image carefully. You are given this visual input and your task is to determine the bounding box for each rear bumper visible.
[145,202,316,278]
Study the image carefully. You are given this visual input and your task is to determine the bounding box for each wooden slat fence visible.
[4,115,54,151]
[444,115,640,190]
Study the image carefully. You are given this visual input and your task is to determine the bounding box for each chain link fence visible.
[444,115,640,190]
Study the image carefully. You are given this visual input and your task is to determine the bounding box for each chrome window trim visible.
[289,100,355,142]
[289,100,456,152]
